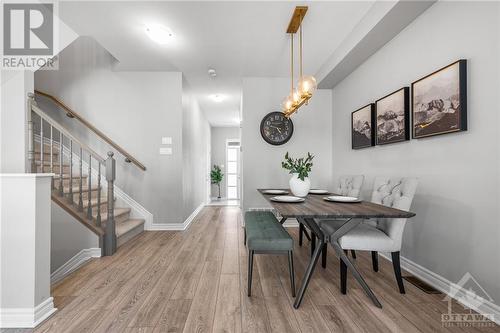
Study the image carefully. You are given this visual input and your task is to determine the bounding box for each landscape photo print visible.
[351,104,375,149]
[412,60,467,138]
[375,87,410,145]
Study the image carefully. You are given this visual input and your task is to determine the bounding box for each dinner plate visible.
[270,196,305,203]
[262,189,289,195]
[323,196,361,203]
[309,189,329,194]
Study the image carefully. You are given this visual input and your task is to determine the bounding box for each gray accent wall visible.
[330,1,500,305]
[241,77,333,212]
[210,126,240,199]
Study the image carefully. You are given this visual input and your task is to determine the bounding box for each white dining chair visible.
[320,177,418,294]
[299,175,364,248]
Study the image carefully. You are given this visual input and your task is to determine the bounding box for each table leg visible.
[293,217,324,309]
[329,219,382,308]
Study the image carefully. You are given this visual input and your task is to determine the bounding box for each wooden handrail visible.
[34,90,146,171]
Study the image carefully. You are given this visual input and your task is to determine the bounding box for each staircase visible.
[28,93,145,256]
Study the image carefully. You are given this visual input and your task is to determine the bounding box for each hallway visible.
[26,206,498,332]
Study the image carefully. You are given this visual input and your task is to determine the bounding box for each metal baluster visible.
[78,147,83,211]
[50,125,54,188]
[96,163,102,227]
[40,115,44,171]
[68,140,73,204]
[87,154,93,220]
[27,93,36,173]
[59,133,63,196]
[104,152,116,256]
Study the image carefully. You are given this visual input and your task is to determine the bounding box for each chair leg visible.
[288,251,296,297]
[351,250,357,259]
[371,251,379,272]
[340,257,347,294]
[247,250,254,296]
[391,251,405,294]
[244,227,246,245]
[299,224,303,246]
[321,243,327,268]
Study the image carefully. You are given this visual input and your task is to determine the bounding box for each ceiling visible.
[59,1,374,126]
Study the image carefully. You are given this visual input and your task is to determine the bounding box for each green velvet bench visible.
[244,211,295,297]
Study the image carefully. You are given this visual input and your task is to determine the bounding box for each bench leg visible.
[248,250,254,296]
[321,243,327,268]
[299,224,303,246]
[288,251,296,297]
[371,251,378,272]
[340,256,347,294]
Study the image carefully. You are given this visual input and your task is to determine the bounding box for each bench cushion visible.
[245,211,293,251]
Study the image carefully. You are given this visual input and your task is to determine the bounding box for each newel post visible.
[27,92,36,173]
[104,151,116,256]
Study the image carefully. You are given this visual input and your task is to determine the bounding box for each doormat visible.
[403,276,442,294]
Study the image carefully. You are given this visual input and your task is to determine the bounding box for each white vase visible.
[289,174,311,197]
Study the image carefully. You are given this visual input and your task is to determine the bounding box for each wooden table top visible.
[258,189,415,219]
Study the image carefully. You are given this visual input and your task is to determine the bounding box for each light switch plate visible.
[159,147,172,155]
[161,137,172,145]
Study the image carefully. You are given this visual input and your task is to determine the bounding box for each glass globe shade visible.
[281,95,293,112]
[297,75,317,97]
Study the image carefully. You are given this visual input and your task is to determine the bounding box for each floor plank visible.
[18,206,498,333]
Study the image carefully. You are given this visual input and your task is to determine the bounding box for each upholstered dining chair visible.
[320,177,418,294]
[299,175,364,248]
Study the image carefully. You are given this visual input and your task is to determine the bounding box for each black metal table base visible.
[293,217,382,309]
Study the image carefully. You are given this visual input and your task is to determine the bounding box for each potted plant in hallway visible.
[211,165,224,200]
[281,152,314,197]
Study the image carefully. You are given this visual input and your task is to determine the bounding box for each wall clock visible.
[260,112,294,145]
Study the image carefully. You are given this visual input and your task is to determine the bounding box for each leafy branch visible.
[281,152,314,181]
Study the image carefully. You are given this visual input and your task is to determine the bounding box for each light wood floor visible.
[9,206,500,333]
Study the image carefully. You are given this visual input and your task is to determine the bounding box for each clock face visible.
[260,112,294,145]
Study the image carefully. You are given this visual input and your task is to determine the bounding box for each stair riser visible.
[68,189,102,202]
[34,152,60,160]
[38,165,71,173]
[117,224,144,248]
[101,212,131,226]
[34,144,61,154]
[73,198,109,215]
[54,176,89,188]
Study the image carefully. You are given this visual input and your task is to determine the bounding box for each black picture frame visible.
[351,103,375,149]
[411,59,467,139]
[375,87,410,145]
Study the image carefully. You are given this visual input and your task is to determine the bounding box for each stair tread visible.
[116,218,145,238]
[97,207,131,222]
[63,184,101,193]
[54,173,88,179]
[36,160,70,166]
[82,197,110,208]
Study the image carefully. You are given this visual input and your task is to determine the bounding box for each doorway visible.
[226,139,240,204]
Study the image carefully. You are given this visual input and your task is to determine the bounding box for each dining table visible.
[258,189,416,309]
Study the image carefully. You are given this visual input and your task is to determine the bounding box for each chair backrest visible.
[371,177,418,250]
[336,175,364,198]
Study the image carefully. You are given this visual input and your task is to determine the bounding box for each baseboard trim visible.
[380,253,500,325]
[148,203,205,231]
[0,297,57,328]
[51,248,101,284]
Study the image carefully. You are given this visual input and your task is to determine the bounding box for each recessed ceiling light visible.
[210,94,225,102]
[145,24,174,45]
[208,68,217,78]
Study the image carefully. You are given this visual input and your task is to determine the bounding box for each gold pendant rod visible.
[291,33,294,95]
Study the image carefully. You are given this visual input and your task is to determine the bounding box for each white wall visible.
[182,85,211,219]
[331,1,500,304]
[35,37,186,224]
[241,77,332,211]
[50,203,99,272]
[0,71,34,173]
[210,126,240,199]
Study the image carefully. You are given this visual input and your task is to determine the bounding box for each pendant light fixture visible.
[281,6,317,118]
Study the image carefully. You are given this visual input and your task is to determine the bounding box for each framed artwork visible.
[375,87,410,145]
[351,104,375,149]
[412,59,467,138]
